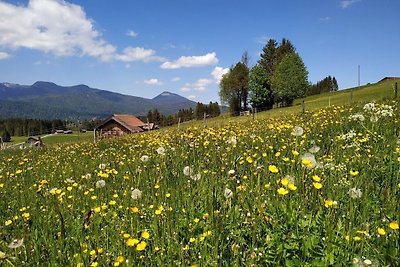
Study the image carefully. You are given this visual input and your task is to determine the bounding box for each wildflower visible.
[268,165,279,173]
[126,238,139,247]
[95,180,106,188]
[312,175,321,182]
[277,187,289,195]
[228,169,235,176]
[324,199,333,207]
[377,228,386,236]
[183,166,193,176]
[281,178,289,186]
[98,163,107,170]
[131,188,142,200]
[308,145,320,154]
[389,221,399,230]
[5,220,12,226]
[349,114,365,122]
[349,170,359,177]
[141,155,149,162]
[8,238,24,249]
[348,187,362,199]
[141,231,150,239]
[0,251,6,259]
[85,173,92,179]
[301,153,317,169]
[136,241,147,251]
[224,188,233,199]
[363,259,372,266]
[313,182,323,189]
[292,126,304,136]
[288,183,297,191]
[156,147,165,155]
[190,173,201,181]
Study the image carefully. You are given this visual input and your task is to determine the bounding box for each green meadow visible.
[0,82,399,266]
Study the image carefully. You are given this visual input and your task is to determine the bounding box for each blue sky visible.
[0,0,399,103]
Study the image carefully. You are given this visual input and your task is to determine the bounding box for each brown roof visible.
[379,77,400,82]
[96,114,145,133]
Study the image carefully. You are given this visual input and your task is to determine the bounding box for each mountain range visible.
[0,81,197,120]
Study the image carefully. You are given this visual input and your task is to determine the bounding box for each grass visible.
[8,131,94,147]
[0,98,399,266]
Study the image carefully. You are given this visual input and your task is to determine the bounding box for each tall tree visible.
[259,39,278,77]
[271,52,310,106]
[248,63,274,110]
[219,62,249,115]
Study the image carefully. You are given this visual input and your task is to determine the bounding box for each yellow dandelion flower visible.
[123,233,131,239]
[353,236,361,241]
[313,182,323,189]
[141,231,150,239]
[377,228,386,236]
[136,241,147,251]
[268,165,279,173]
[5,220,12,226]
[131,207,139,213]
[277,187,289,195]
[155,209,162,215]
[126,238,139,247]
[350,170,359,177]
[189,237,196,243]
[94,207,101,213]
[281,178,289,186]
[324,199,333,207]
[89,250,96,256]
[292,150,299,156]
[312,175,321,182]
[165,193,171,198]
[389,221,399,230]
[288,183,297,191]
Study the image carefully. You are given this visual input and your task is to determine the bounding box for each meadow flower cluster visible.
[0,100,399,266]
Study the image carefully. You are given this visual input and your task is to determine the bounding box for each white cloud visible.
[187,95,196,100]
[171,77,181,82]
[144,78,162,85]
[211,66,229,83]
[160,52,218,69]
[320,16,331,21]
[0,52,11,60]
[116,47,164,62]
[180,78,213,92]
[340,0,361,8]
[126,30,138,38]
[0,0,161,63]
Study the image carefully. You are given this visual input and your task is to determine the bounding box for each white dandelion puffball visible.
[224,188,233,199]
[131,188,142,200]
[98,163,107,170]
[96,179,106,188]
[292,126,304,137]
[156,147,166,155]
[141,155,149,162]
[183,166,193,176]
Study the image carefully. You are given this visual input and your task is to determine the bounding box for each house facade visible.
[95,114,153,138]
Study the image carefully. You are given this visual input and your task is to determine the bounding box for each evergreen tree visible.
[0,129,11,142]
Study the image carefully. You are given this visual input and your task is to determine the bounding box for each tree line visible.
[219,38,338,115]
[144,102,221,127]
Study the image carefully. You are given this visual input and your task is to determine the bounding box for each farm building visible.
[379,77,400,82]
[95,114,156,138]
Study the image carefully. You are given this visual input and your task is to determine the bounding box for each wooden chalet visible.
[95,114,156,138]
[379,77,400,82]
